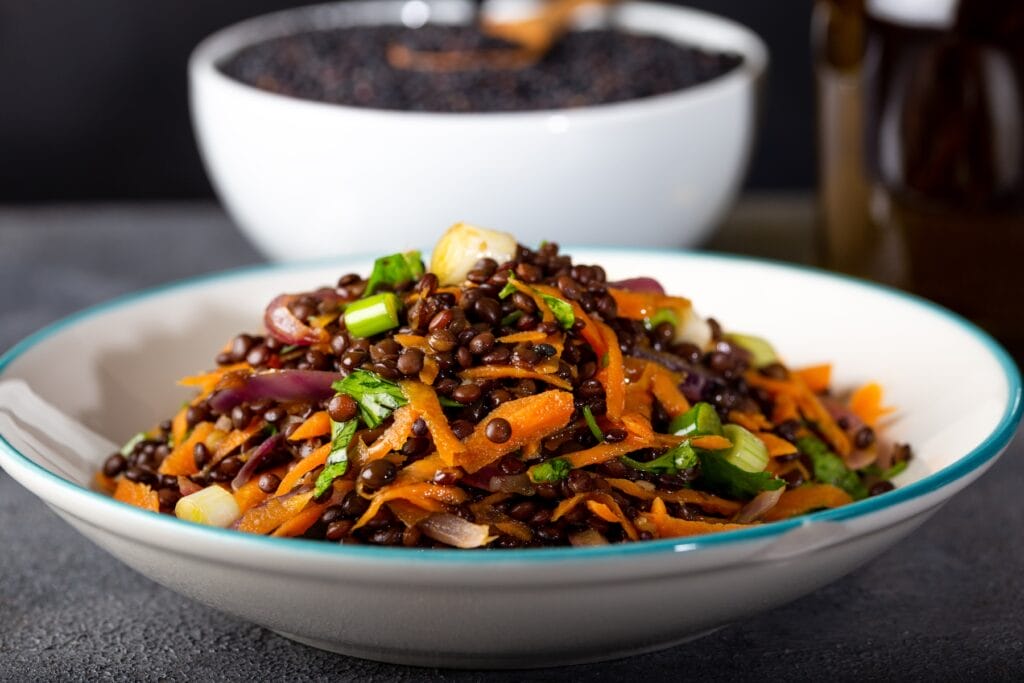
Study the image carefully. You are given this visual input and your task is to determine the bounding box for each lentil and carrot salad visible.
[97,225,912,548]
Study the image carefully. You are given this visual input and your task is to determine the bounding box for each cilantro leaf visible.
[797,435,869,500]
[364,250,423,296]
[498,279,518,299]
[332,369,408,428]
[313,418,357,496]
[697,451,784,499]
[620,443,698,475]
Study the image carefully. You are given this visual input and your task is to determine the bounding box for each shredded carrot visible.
[588,493,639,540]
[353,483,468,530]
[646,497,748,538]
[275,443,331,495]
[394,333,430,350]
[396,452,448,485]
[772,392,800,424]
[113,478,159,512]
[690,434,732,451]
[758,432,799,458]
[728,410,772,432]
[746,371,851,456]
[607,288,693,320]
[624,363,655,420]
[593,320,625,420]
[849,382,894,427]
[359,405,418,466]
[605,478,742,516]
[159,421,215,476]
[272,481,353,537]
[761,484,853,522]
[507,279,554,324]
[650,367,690,418]
[457,390,575,473]
[288,411,331,441]
[459,365,572,391]
[420,356,440,385]
[562,437,646,470]
[170,406,188,449]
[551,494,588,521]
[214,419,266,460]
[400,381,465,466]
[795,364,832,393]
[233,468,280,513]
[236,490,316,535]
[389,498,436,527]
[178,362,250,398]
[94,471,117,495]
[496,330,549,344]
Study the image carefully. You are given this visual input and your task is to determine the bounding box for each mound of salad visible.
[98,225,911,548]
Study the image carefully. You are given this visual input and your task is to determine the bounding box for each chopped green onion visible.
[343,292,402,339]
[620,443,697,475]
[529,458,571,483]
[501,310,524,326]
[364,251,423,296]
[720,424,770,473]
[498,277,517,299]
[724,333,778,368]
[668,402,723,438]
[697,450,784,500]
[582,406,604,442]
[643,307,680,332]
[119,432,146,457]
[175,486,241,527]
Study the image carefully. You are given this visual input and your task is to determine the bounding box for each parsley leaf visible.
[541,293,575,330]
[529,458,571,483]
[797,435,869,500]
[620,443,698,475]
[313,418,357,496]
[332,369,408,428]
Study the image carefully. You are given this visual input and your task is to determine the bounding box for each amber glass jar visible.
[814,0,1024,357]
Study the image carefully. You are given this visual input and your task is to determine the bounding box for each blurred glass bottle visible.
[814,0,1024,356]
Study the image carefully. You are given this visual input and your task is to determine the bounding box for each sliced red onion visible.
[208,370,342,415]
[608,277,665,294]
[231,433,283,491]
[264,293,327,346]
[419,512,495,548]
[489,473,535,496]
[177,476,203,497]
[733,487,784,524]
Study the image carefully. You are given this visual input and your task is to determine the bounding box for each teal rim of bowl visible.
[0,248,1020,564]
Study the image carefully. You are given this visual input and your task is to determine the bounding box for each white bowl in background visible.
[0,249,1019,668]
[189,1,767,260]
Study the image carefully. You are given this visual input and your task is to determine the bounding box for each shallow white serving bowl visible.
[0,250,1019,668]
[189,1,766,261]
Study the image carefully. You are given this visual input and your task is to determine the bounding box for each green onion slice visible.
[344,292,401,339]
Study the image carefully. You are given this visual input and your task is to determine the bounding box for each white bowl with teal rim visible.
[0,249,1019,668]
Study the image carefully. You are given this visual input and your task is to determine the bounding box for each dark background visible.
[0,0,815,201]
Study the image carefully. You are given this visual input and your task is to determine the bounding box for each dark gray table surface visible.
[1,201,1021,681]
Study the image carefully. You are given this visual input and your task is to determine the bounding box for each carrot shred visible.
[690,435,732,451]
[236,490,316,535]
[728,410,772,432]
[352,483,468,530]
[794,364,832,393]
[457,390,575,473]
[459,365,573,391]
[496,330,549,344]
[94,471,117,495]
[605,478,743,516]
[588,493,639,540]
[562,437,646,470]
[359,404,418,466]
[170,406,188,449]
[593,320,625,420]
[389,499,436,527]
[746,371,851,456]
[214,419,266,460]
[551,494,588,521]
[849,382,894,427]
[232,466,284,513]
[758,432,799,458]
[650,368,690,418]
[400,381,465,466]
[396,452,448,485]
[586,500,618,524]
[607,288,693,321]
[113,478,159,512]
[272,481,353,537]
[275,443,331,495]
[646,497,748,538]
[288,411,331,441]
[420,356,440,385]
[394,334,430,350]
[761,484,853,522]
[309,311,340,330]
[159,422,215,476]
[178,362,250,398]
[772,393,800,425]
